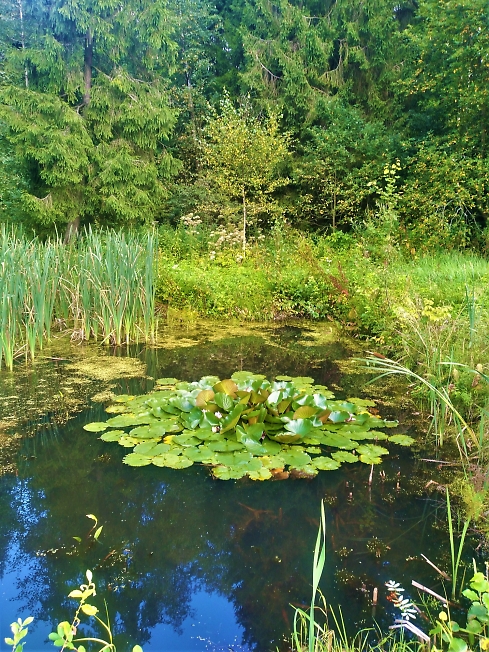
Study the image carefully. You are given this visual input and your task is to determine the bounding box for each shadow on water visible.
[0,322,459,651]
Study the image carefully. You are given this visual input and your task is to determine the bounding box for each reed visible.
[0,227,158,370]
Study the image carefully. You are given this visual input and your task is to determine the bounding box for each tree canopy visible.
[0,0,487,247]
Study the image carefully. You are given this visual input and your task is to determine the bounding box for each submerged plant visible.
[84,372,411,480]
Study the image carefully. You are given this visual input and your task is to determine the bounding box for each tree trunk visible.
[83,30,93,106]
[63,216,80,244]
[242,188,247,258]
[17,0,28,88]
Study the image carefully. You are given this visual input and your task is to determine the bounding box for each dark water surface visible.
[0,323,453,652]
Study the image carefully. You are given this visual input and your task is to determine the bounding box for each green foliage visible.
[201,94,291,250]
[0,0,178,230]
[85,372,405,480]
[4,616,33,652]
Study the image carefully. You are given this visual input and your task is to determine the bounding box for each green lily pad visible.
[327,411,350,424]
[312,456,341,470]
[232,451,254,466]
[193,428,221,441]
[305,446,322,454]
[261,439,282,455]
[331,451,358,463]
[268,432,303,444]
[151,453,186,468]
[172,434,202,447]
[388,434,415,446]
[320,433,357,450]
[83,422,108,432]
[214,392,235,412]
[280,450,312,467]
[106,414,156,428]
[123,453,152,467]
[261,454,286,469]
[156,377,179,385]
[113,394,135,403]
[212,465,247,480]
[243,441,268,455]
[207,440,244,452]
[118,436,140,447]
[356,444,389,464]
[185,446,217,463]
[275,375,293,381]
[129,425,167,439]
[99,430,125,442]
[284,418,313,436]
[356,444,389,457]
[291,376,315,386]
[133,442,172,455]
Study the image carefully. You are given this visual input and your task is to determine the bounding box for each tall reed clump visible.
[0,226,157,370]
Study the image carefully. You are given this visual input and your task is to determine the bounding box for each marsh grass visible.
[0,227,157,370]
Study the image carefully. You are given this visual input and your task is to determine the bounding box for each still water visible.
[0,323,452,652]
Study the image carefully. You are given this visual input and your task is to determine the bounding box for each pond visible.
[0,322,455,652]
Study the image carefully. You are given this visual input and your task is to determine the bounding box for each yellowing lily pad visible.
[123,453,152,467]
[248,467,273,481]
[83,422,108,432]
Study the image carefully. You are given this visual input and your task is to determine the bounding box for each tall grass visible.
[0,227,157,370]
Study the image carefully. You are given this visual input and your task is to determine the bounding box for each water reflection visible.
[0,325,449,652]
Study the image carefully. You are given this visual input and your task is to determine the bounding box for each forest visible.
[0,0,487,250]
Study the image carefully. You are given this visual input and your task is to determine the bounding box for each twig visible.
[412,580,449,604]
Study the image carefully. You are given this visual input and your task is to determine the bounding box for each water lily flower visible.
[215,411,223,419]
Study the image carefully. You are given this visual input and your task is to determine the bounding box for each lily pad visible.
[185,446,217,463]
[105,405,128,414]
[83,422,108,432]
[212,465,246,480]
[172,434,202,447]
[331,451,358,463]
[327,411,350,424]
[291,376,315,386]
[133,442,171,455]
[312,456,341,470]
[284,419,313,436]
[99,430,125,442]
[356,444,389,465]
[123,453,152,467]
[388,434,415,446]
[293,406,319,419]
[156,378,179,385]
[207,440,244,453]
[321,433,357,450]
[106,414,155,428]
[248,467,273,481]
[118,436,140,447]
[129,424,167,439]
[280,450,312,467]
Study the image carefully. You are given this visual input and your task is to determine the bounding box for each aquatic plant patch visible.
[84,372,413,480]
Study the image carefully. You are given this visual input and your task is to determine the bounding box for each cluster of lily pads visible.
[84,372,414,481]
